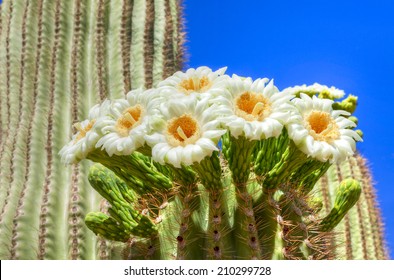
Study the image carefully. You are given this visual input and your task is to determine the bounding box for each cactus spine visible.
[0,0,388,260]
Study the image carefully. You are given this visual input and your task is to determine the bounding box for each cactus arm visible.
[87,165,157,237]
[336,160,363,259]
[319,178,361,261]
[313,155,388,260]
[85,212,131,242]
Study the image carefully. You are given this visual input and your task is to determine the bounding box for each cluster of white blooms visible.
[282,83,345,99]
[60,66,362,167]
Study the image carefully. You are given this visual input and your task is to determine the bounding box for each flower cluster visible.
[60,66,362,167]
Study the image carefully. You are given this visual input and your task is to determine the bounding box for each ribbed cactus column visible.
[315,155,388,259]
[0,0,185,260]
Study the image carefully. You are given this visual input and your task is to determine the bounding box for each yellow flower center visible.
[306,111,340,143]
[178,76,212,94]
[73,120,95,143]
[235,91,271,121]
[166,114,200,146]
[115,105,143,137]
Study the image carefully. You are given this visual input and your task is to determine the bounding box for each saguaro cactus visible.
[0,0,388,260]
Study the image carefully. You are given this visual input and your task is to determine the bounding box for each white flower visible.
[60,100,110,164]
[283,83,345,99]
[95,88,162,156]
[157,66,228,101]
[286,94,362,163]
[213,75,294,140]
[145,98,226,168]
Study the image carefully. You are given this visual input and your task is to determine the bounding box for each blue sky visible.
[184,0,394,259]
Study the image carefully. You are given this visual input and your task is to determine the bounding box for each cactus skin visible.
[0,0,388,260]
[0,0,185,260]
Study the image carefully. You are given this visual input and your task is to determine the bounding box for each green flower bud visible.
[320,179,361,232]
[332,95,358,114]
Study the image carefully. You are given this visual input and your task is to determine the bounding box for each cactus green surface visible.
[0,0,388,260]
[0,0,185,260]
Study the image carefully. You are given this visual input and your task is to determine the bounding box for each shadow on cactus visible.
[60,66,363,260]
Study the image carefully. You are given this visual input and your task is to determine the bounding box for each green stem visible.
[254,190,278,260]
[233,184,261,259]
[87,149,172,195]
[176,185,205,259]
[193,153,233,259]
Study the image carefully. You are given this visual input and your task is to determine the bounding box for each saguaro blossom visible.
[59,100,110,164]
[215,75,294,140]
[157,66,228,100]
[145,98,226,168]
[95,88,162,156]
[287,94,362,163]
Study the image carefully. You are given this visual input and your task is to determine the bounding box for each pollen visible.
[306,111,340,143]
[178,76,212,94]
[73,120,95,143]
[115,105,143,137]
[167,114,200,146]
[235,91,271,121]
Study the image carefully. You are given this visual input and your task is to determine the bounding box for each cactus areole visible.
[60,66,365,260]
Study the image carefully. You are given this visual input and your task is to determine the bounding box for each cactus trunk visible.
[0,0,185,260]
[0,0,388,260]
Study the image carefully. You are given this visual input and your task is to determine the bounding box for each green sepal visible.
[263,141,308,189]
[291,160,331,194]
[348,116,358,126]
[320,178,362,232]
[226,134,257,185]
[253,130,289,178]
[192,152,222,191]
[169,164,198,187]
